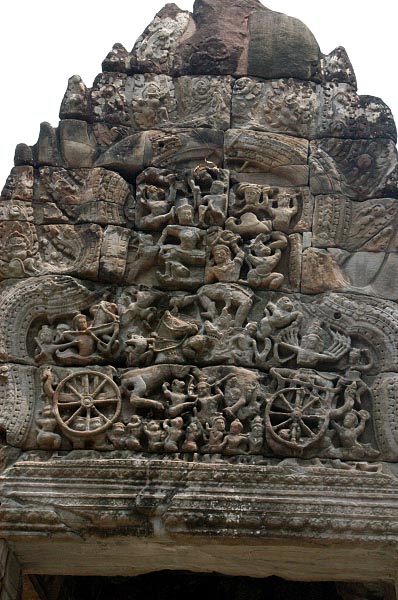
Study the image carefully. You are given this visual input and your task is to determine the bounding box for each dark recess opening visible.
[31,571,349,600]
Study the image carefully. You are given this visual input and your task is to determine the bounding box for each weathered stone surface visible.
[1,166,34,201]
[174,75,232,130]
[3,0,398,584]
[172,0,322,81]
[302,247,398,301]
[13,143,33,167]
[102,43,130,74]
[35,166,134,226]
[173,0,265,77]
[225,129,309,186]
[0,541,22,600]
[309,138,398,199]
[247,7,321,81]
[313,196,398,252]
[0,199,34,223]
[130,4,192,75]
[126,74,177,129]
[90,72,130,125]
[89,73,233,132]
[58,120,98,168]
[149,128,224,170]
[33,122,63,167]
[0,222,102,281]
[59,75,89,121]
[232,79,396,141]
[323,46,357,88]
[95,131,150,176]
[232,77,316,138]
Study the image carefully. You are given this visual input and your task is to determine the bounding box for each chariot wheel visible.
[53,370,121,437]
[265,386,329,450]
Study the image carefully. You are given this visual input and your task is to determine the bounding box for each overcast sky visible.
[1,0,397,188]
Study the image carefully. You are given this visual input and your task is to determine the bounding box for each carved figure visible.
[229,323,258,366]
[126,233,159,282]
[266,192,299,232]
[259,297,302,339]
[132,80,171,129]
[223,383,247,420]
[163,417,184,452]
[221,419,248,455]
[107,422,126,450]
[124,334,156,367]
[233,184,272,222]
[192,376,224,426]
[136,174,176,230]
[122,373,165,415]
[36,405,62,450]
[245,232,287,289]
[125,416,144,451]
[205,414,226,454]
[248,416,264,454]
[162,378,196,417]
[171,282,254,328]
[195,180,227,227]
[54,310,119,366]
[275,320,351,368]
[157,225,205,286]
[144,420,165,452]
[35,325,72,365]
[181,419,202,453]
[224,377,261,423]
[0,224,39,277]
[225,212,272,237]
[174,199,195,227]
[120,289,160,334]
[328,384,380,460]
[205,242,244,284]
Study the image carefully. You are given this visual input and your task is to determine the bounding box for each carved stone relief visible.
[309,138,398,200]
[232,78,396,141]
[3,1,398,556]
[0,274,389,466]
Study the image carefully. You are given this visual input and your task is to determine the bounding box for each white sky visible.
[1,0,397,189]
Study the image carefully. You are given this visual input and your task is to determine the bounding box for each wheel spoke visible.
[85,406,91,429]
[301,414,323,422]
[65,382,83,399]
[274,393,293,411]
[64,406,84,426]
[274,418,292,431]
[93,397,119,404]
[92,406,112,423]
[82,374,89,395]
[269,410,291,417]
[299,419,316,438]
[57,401,81,409]
[92,377,109,398]
[301,397,320,413]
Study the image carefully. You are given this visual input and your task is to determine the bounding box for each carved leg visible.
[234,298,253,328]
[199,296,216,321]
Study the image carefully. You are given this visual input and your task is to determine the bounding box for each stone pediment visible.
[1,0,398,593]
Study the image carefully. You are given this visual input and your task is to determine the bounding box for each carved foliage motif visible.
[232,78,396,141]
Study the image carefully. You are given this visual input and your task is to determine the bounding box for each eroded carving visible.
[1,0,397,482]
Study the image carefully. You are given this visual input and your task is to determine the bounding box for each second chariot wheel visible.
[266,386,329,450]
